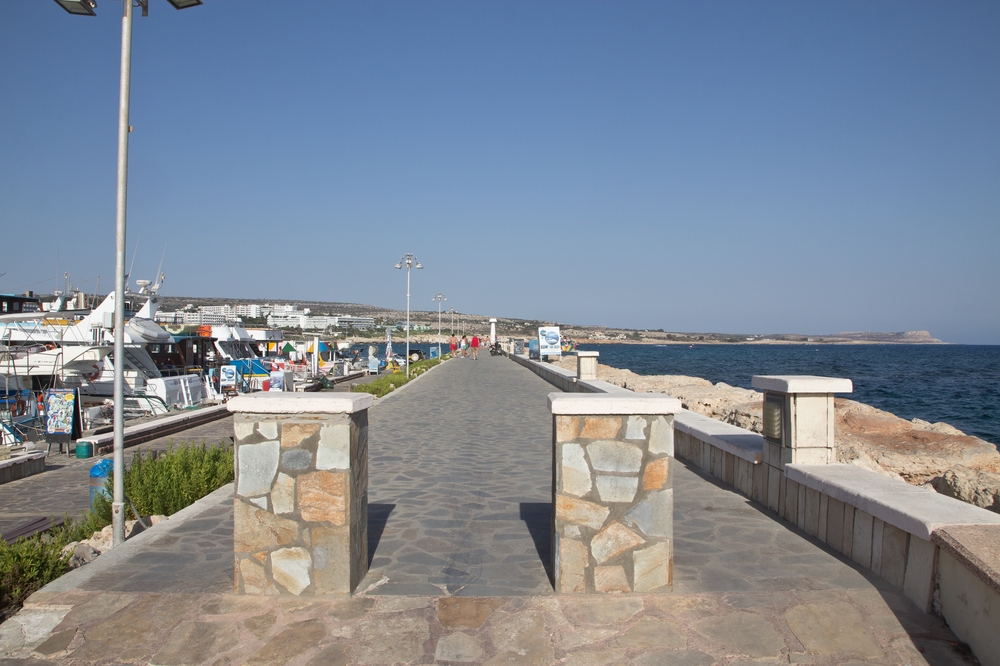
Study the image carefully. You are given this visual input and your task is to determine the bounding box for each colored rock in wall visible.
[232,412,368,595]
[553,414,674,593]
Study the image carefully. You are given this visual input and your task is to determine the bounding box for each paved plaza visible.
[0,355,977,664]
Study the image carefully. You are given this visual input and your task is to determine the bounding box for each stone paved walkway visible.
[0,358,978,664]
[360,353,555,596]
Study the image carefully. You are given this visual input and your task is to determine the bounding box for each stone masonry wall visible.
[232,412,368,595]
[553,413,674,593]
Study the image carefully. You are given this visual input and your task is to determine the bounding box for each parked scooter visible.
[489,341,503,356]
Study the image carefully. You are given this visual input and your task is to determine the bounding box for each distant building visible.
[155,310,230,325]
[235,304,263,319]
[394,321,432,332]
[267,304,310,317]
[334,316,374,330]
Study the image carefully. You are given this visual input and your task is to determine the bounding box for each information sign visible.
[44,388,81,444]
[539,327,561,357]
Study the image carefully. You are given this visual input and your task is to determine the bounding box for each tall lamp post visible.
[432,293,446,358]
[394,254,422,377]
[53,0,204,548]
[449,307,456,336]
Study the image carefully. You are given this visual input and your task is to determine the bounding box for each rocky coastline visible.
[551,357,1000,514]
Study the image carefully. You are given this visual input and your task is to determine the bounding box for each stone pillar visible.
[549,392,682,594]
[227,392,373,596]
[751,376,852,468]
[577,351,599,381]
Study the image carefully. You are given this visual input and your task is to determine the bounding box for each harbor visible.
[1,287,396,480]
[2,352,989,665]
[4,2,999,664]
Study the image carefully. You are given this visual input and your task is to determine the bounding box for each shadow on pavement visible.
[519,502,553,585]
[367,503,395,566]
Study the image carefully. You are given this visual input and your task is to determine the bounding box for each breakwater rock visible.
[552,357,1000,514]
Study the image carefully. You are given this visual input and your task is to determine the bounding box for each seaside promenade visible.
[0,355,970,664]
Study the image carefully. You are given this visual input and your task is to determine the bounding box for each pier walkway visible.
[0,355,970,665]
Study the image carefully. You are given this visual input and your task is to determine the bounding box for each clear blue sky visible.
[2,1,998,343]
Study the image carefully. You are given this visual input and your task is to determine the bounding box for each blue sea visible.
[577,343,1000,449]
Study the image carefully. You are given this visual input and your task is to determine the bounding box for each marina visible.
[1,284,393,474]
[2,352,997,665]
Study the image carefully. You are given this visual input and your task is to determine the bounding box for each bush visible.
[352,358,442,398]
[0,511,107,620]
[95,440,234,522]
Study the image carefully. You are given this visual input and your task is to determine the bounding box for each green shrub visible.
[96,440,234,521]
[0,511,105,620]
[352,357,442,398]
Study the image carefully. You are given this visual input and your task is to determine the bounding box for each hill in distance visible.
[155,296,945,344]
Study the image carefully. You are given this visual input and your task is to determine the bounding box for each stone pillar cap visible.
[227,392,374,414]
[548,392,681,415]
[577,351,600,357]
[751,375,853,394]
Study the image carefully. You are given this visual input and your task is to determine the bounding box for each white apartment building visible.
[235,304,263,319]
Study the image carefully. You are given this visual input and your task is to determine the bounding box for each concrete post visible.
[577,351,599,381]
[227,392,373,595]
[549,392,681,593]
[751,376,853,468]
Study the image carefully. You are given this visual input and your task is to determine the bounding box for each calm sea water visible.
[577,343,1000,448]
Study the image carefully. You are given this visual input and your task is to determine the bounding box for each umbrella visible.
[281,342,295,353]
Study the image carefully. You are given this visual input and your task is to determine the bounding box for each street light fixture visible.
[53,0,97,16]
[432,293,446,358]
[53,0,203,549]
[394,254,422,377]
[449,307,456,336]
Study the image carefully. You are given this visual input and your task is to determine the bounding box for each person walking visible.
[460,335,469,358]
[470,334,480,360]
[449,334,458,359]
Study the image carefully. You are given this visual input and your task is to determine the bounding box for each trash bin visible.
[429,347,440,359]
[89,459,113,509]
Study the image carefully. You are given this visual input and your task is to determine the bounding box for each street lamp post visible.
[53,0,203,548]
[433,293,446,358]
[449,308,456,336]
[394,254,422,377]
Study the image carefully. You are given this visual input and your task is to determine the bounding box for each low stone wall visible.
[507,352,584,392]
[78,403,231,456]
[933,525,1000,666]
[550,393,681,594]
[228,393,372,596]
[0,451,46,485]
[506,352,626,395]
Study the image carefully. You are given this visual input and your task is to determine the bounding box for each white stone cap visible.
[577,351,600,358]
[674,409,763,464]
[786,464,1000,541]
[548,392,681,415]
[751,375,853,394]
[227,392,374,414]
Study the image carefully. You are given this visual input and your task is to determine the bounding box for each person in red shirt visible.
[470,334,480,360]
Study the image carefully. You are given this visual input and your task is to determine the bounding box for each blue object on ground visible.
[89,459,113,509]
